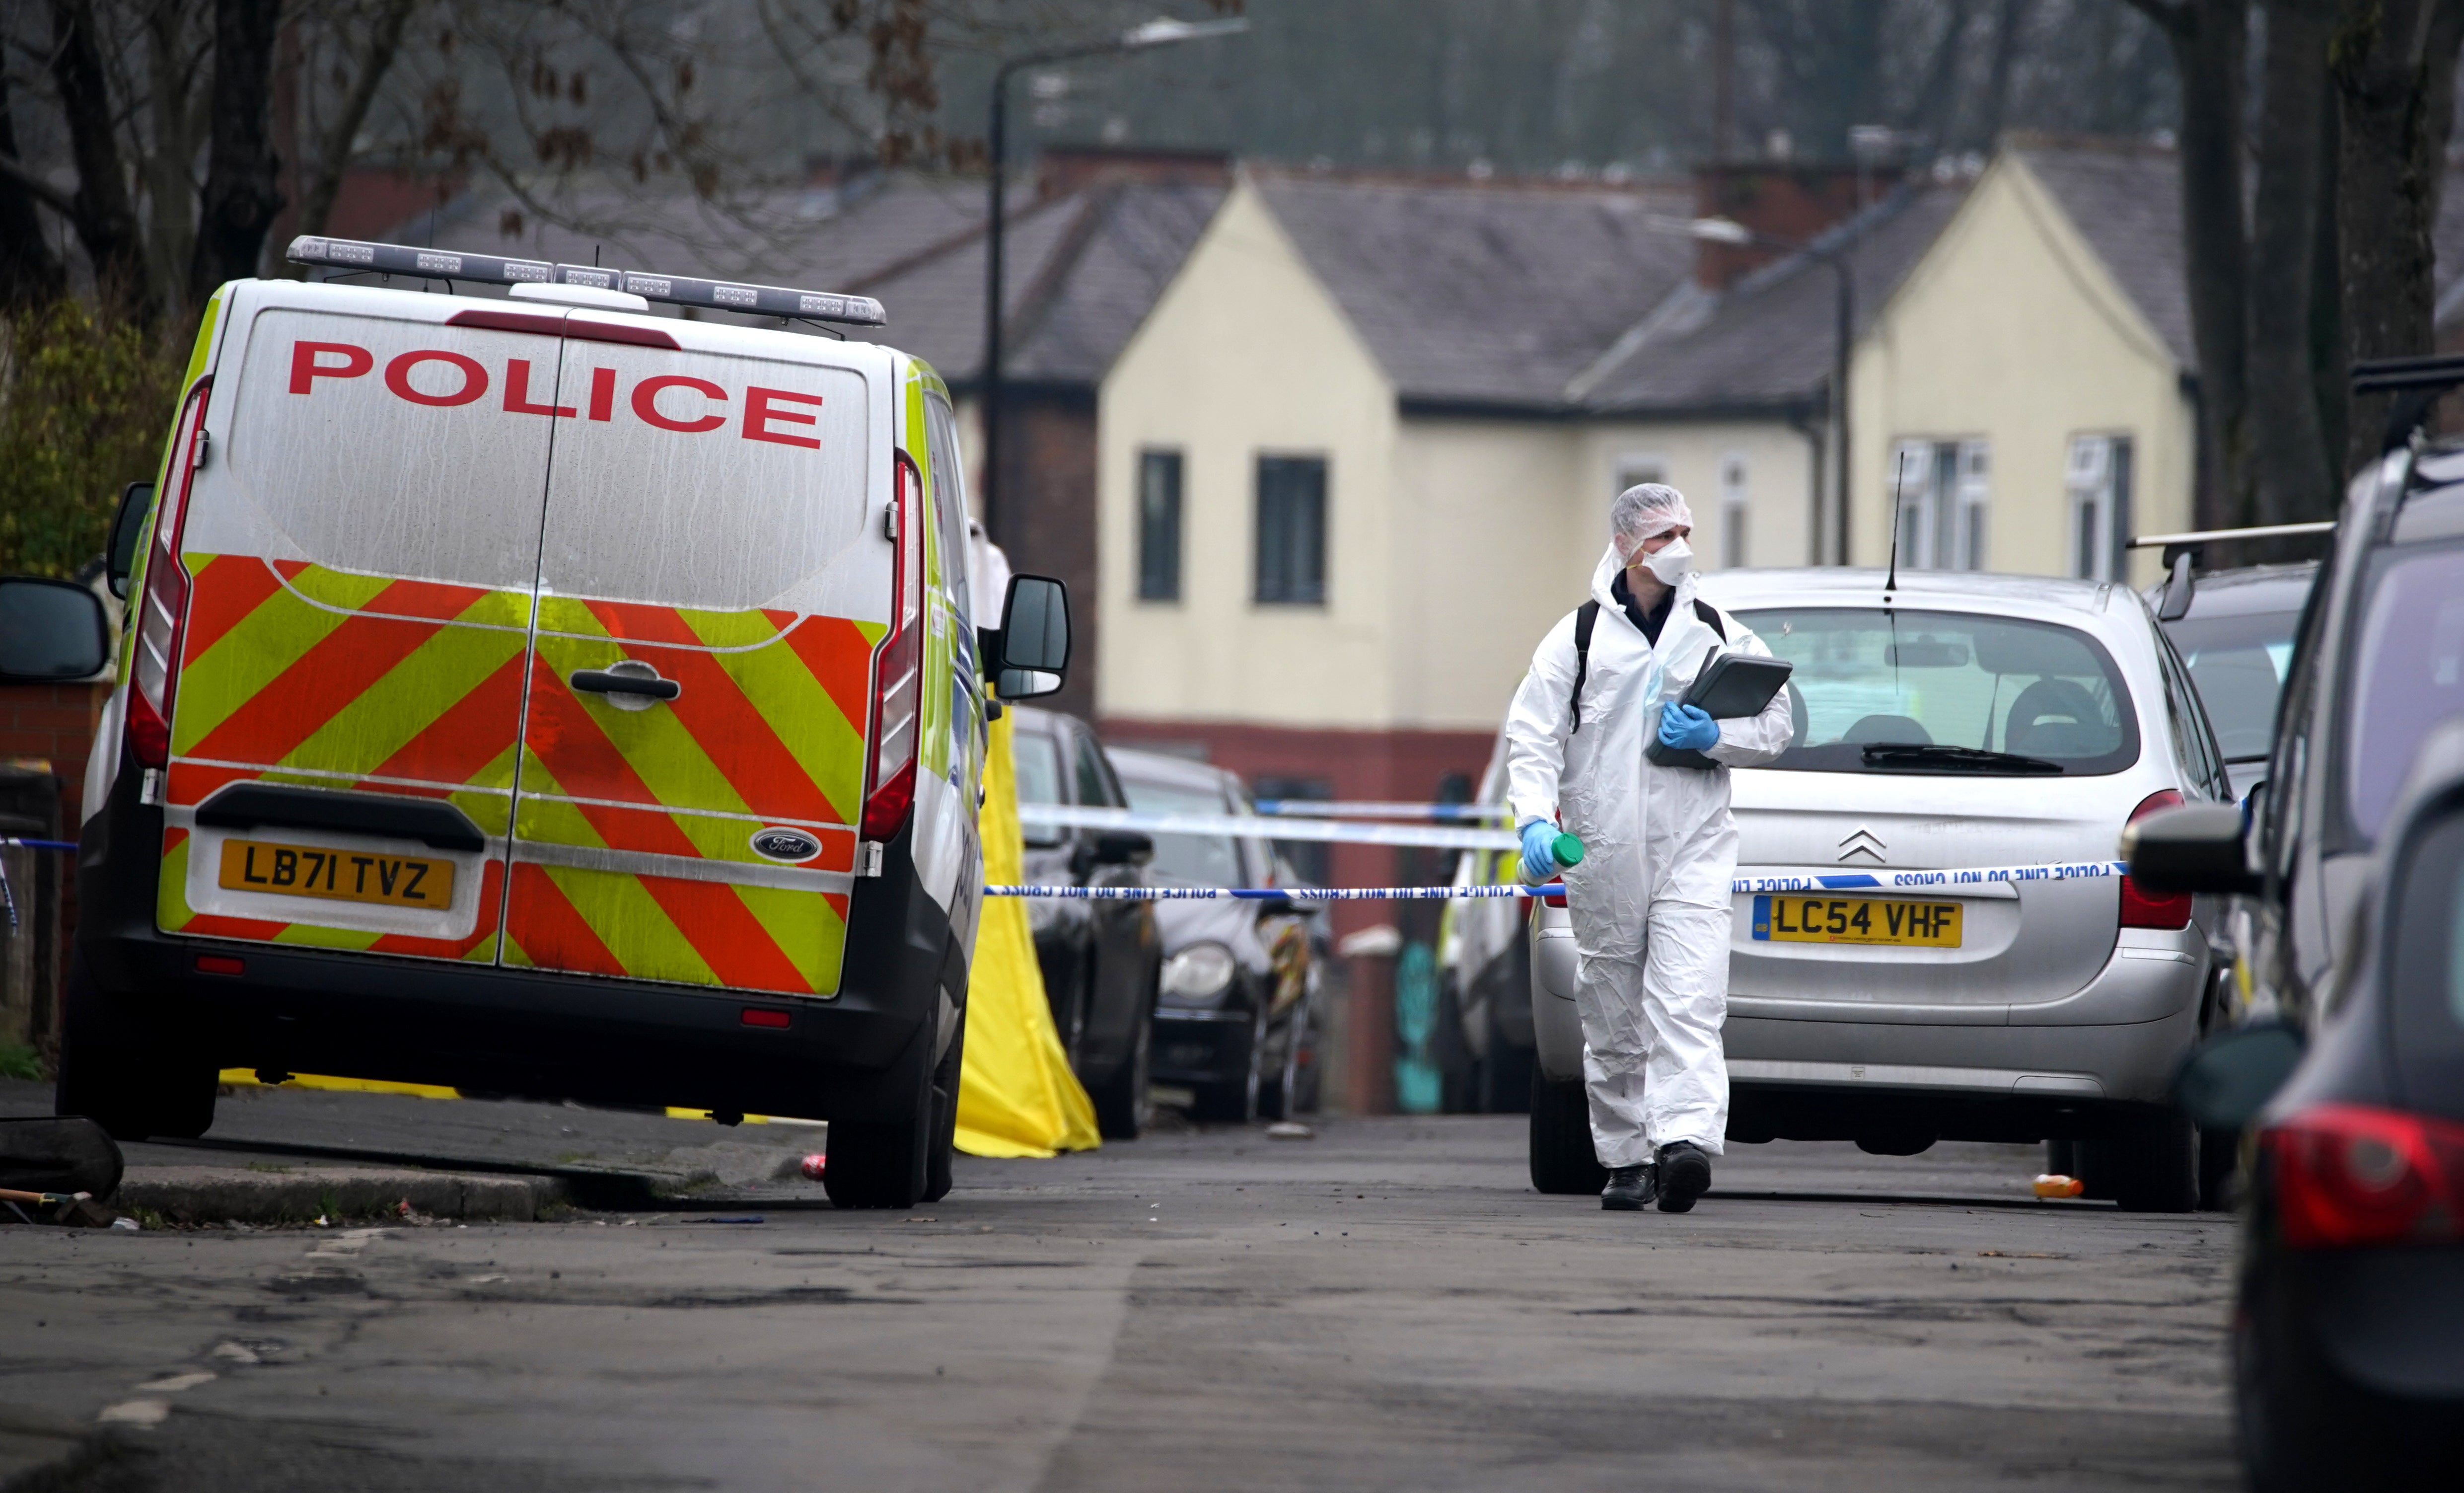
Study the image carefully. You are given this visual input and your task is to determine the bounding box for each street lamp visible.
[979,14,1248,546]
[1656,215,1856,567]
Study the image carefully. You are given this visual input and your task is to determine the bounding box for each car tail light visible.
[2264,1103,2464,1248]
[129,380,213,770]
[2120,789,2194,929]
[861,453,925,841]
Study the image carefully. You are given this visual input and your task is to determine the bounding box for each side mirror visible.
[2122,802,2261,895]
[2156,551,2195,622]
[0,577,111,682]
[993,574,1069,701]
[106,482,153,599]
[2172,1020,2306,1131]
[1092,829,1152,867]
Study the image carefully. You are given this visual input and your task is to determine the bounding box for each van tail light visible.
[861,453,925,841]
[129,380,213,770]
[2264,1104,2464,1249]
[2120,789,2193,929]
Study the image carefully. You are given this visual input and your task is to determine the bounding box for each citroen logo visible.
[1838,827,1886,864]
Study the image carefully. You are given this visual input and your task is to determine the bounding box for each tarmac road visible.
[0,1087,2236,1492]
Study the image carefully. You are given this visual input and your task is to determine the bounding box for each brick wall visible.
[0,681,107,1052]
[992,391,1100,722]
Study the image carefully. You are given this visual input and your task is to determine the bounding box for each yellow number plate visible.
[1751,895,1961,947]
[217,838,455,909]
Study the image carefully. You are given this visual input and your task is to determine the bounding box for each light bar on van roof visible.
[284,235,887,327]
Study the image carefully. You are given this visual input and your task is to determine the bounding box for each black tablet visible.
[1645,651,1795,769]
[1681,651,1794,720]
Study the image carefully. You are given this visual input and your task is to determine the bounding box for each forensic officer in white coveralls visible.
[1503,484,1795,1212]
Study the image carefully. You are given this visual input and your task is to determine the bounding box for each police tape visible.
[1015,802,1520,851]
[1250,800,1511,822]
[0,838,69,934]
[986,858,2136,901]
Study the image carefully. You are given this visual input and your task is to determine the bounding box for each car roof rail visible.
[284,235,888,328]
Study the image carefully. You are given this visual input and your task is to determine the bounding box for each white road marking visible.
[96,1399,168,1427]
[133,1372,216,1394]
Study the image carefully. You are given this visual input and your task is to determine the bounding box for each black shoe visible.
[1656,1141,1711,1212]
[1600,1164,1657,1210]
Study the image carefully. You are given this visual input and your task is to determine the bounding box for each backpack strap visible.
[1569,601,1598,734]
[1694,598,1727,641]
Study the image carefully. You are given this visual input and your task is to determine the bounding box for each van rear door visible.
[158,285,554,961]
[503,322,883,996]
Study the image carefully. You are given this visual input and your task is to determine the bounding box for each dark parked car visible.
[2149,562,2318,802]
[1106,747,1321,1123]
[2230,437,2464,1030]
[2147,720,2464,1492]
[1009,706,1161,1139]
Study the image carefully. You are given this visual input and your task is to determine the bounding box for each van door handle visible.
[571,664,680,704]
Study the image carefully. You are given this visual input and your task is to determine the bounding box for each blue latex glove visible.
[1519,819,1560,884]
[1660,702,1721,752]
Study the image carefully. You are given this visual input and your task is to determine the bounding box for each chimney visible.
[1691,162,1898,292]
[1035,145,1233,200]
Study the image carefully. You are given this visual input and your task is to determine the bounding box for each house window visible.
[1137,448,1182,602]
[1255,454,1327,605]
[1613,454,1667,495]
[1888,438,1991,572]
[2066,434,2133,582]
[1718,453,1749,568]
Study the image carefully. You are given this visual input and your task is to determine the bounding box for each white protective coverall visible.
[1504,543,1795,1165]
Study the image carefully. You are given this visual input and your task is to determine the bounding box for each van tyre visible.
[55,951,216,1143]
[1529,1075,1608,1194]
[2090,1107,2198,1213]
[920,1010,966,1205]
[824,1044,937,1210]
[1090,995,1154,1140]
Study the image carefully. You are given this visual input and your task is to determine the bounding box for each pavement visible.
[0,1081,2236,1492]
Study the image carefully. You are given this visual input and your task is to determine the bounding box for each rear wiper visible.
[1860,744,2063,774]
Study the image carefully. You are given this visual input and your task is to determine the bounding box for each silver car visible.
[1529,569,2233,1211]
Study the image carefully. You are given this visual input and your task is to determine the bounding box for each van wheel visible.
[824,1055,935,1210]
[921,1014,967,1205]
[2092,1108,2199,1213]
[1090,996,1153,1140]
[1529,1075,1607,1195]
[55,951,216,1142]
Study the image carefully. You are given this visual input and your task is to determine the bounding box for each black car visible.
[1009,705,1162,1138]
[2234,441,2464,1029]
[1106,746,1321,1123]
[2150,721,2464,1491]
[2149,562,2319,802]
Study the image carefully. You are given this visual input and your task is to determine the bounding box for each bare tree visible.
[2332,0,2464,472]
[292,0,423,243]
[191,0,286,306]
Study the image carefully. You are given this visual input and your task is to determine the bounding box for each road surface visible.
[0,1084,2235,1492]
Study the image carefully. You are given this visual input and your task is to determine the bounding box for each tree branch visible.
[2122,0,2195,39]
[0,149,78,216]
[294,0,418,243]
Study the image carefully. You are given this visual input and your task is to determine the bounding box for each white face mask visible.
[1640,537,1695,586]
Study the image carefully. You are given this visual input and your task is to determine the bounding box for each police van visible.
[63,238,1071,1209]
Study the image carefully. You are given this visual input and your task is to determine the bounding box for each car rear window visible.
[1014,729,1064,846]
[2343,546,2464,842]
[1116,776,1241,886]
[2165,609,2298,762]
[1733,607,2140,775]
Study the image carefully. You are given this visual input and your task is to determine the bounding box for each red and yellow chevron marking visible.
[170,554,531,789]
[155,825,505,962]
[503,771,853,995]
[526,597,880,821]
[159,554,531,957]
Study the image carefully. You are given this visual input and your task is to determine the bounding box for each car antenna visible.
[1885,447,1910,597]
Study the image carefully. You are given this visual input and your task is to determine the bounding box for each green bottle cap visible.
[1551,832,1585,869]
